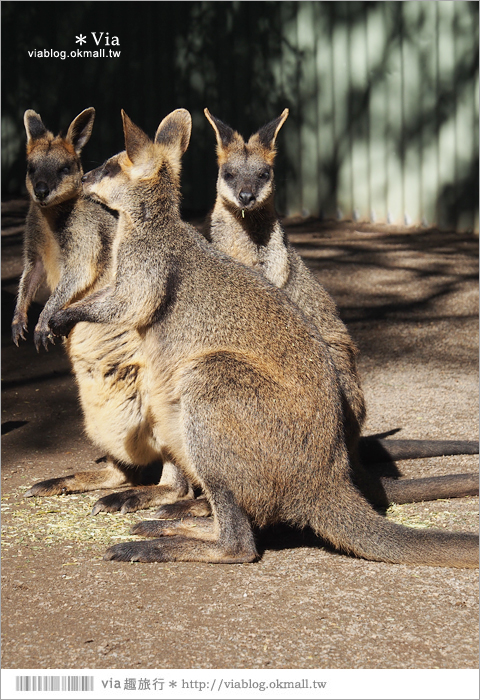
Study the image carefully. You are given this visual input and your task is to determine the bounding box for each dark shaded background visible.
[2,1,479,226]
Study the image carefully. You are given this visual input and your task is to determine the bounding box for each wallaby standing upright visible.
[48,109,478,568]
[13,108,115,351]
[16,108,193,509]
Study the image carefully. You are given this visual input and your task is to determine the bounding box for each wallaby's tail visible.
[359,438,479,464]
[311,484,479,568]
[381,473,479,504]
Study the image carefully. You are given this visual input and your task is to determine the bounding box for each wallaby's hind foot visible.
[104,536,258,564]
[130,516,214,539]
[25,462,136,498]
[91,485,192,515]
[91,462,194,514]
[154,497,211,520]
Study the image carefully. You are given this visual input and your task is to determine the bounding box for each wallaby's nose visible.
[34,182,49,201]
[239,191,256,206]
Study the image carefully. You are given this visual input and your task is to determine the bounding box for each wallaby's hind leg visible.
[90,461,194,515]
[130,516,214,538]
[153,497,211,519]
[24,459,147,497]
[104,488,258,563]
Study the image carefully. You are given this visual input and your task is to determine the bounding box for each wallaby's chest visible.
[32,214,63,291]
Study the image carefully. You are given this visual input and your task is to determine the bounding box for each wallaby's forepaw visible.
[25,477,73,497]
[12,315,28,346]
[48,310,75,338]
[34,325,56,352]
[153,498,211,519]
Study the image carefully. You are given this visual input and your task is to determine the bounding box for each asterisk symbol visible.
[76,34,87,45]
[169,681,177,688]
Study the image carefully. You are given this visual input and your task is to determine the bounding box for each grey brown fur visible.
[47,110,478,568]
[200,108,479,509]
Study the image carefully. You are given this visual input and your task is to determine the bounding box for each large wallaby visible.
[16,108,192,509]
[47,109,478,567]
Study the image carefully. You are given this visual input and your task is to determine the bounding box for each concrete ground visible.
[1,198,478,672]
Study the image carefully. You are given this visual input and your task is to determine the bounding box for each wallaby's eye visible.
[27,164,36,175]
[259,170,270,181]
[223,170,235,182]
[59,165,70,175]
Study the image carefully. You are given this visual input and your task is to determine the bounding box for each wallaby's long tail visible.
[311,485,479,568]
[359,438,479,464]
[381,473,479,504]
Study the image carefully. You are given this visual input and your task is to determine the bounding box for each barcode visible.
[15,676,94,691]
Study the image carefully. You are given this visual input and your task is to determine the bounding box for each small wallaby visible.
[13,107,115,351]
[16,108,192,510]
[47,109,478,567]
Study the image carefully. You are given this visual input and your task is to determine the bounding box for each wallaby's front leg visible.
[48,286,113,337]
[34,261,100,351]
[12,256,46,346]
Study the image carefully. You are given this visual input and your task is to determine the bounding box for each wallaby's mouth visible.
[33,191,55,207]
[235,199,258,215]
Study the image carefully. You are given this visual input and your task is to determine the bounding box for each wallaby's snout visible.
[82,165,103,187]
[239,189,256,208]
[33,180,50,202]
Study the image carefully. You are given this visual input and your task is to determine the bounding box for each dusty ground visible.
[1,198,479,670]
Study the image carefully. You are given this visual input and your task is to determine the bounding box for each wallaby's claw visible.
[12,318,28,346]
[48,311,73,338]
[34,326,57,352]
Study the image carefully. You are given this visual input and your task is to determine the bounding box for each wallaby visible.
[16,108,192,510]
[47,109,478,567]
[12,107,116,351]
[201,108,479,506]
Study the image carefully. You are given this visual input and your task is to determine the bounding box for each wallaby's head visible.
[205,108,289,214]
[24,108,95,207]
[82,109,192,216]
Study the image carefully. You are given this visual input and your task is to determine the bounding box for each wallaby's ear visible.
[154,109,192,154]
[204,108,235,148]
[24,110,48,142]
[257,109,289,150]
[121,110,151,164]
[66,107,96,154]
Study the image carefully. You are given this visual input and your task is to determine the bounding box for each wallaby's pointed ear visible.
[257,109,289,150]
[154,109,192,155]
[204,108,235,148]
[66,107,96,154]
[24,110,48,142]
[121,110,151,163]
